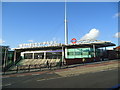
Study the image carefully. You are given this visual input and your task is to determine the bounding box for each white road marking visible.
[2,76,10,78]
[108,68,116,71]
[37,76,63,82]
[47,73,53,74]
[37,79,46,81]
[32,74,40,76]
[16,75,25,77]
[3,83,11,87]
[100,70,107,72]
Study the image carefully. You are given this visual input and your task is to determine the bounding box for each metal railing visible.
[3,57,23,74]
[3,58,115,74]
[4,61,68,74]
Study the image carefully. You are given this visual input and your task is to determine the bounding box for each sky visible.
[1,2,119,48]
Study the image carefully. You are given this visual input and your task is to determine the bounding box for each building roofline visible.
[13,40,116,51]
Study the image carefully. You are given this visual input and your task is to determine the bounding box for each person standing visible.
[46,60,49,68]
[82,58,85,65]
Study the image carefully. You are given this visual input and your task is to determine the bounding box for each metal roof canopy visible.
[66,42,115,48]
[14,41,116,52]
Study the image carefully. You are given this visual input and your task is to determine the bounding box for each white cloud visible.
[28,40,34,42]
[0,39,5,44]
[114,32,120,38]
[80,28,100,40]
[113,12,120,18]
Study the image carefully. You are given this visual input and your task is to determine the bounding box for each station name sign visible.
[18,41,62,48]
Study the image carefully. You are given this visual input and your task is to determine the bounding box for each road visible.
[2,68,119,89]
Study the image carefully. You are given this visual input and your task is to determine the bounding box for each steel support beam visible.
[93,44,96,58]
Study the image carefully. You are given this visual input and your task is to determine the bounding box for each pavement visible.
[2,59,119,77]
[2,59,119,75]
[55,60,119,77]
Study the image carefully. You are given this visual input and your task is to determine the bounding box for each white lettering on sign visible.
[18,41,62,48]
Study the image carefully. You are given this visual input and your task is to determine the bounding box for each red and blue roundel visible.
[71,38,77,44]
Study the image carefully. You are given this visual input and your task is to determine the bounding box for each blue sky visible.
[2,2,119,48]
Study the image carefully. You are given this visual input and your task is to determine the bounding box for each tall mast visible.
[64,0,68,45]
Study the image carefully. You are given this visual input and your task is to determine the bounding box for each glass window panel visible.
[66,48,94,58]
[46,52,62,59]
[24,53,33,59]
[34,53,44,59]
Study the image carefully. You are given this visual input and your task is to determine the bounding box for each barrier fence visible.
[3,61,68,74]
[3,58,116,74]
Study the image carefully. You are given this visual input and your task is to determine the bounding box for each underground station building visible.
[13,39,116,65]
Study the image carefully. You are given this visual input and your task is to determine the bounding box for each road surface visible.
[2,60,119,89]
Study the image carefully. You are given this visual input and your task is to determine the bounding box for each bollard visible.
[49,63,51,70]
[40,64,42,70]
[28,65,30,72]
[35,64,37,69]
[65,64,68,68]
[3,69,5,75]
[47,64,49,69]
[59,62,62,69]
[67,64,68,68]
[27,65,29,72]
[16,65,18,73]
[24,65,26,71]
[39,65,41,71]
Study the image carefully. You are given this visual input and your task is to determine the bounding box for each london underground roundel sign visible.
[71,38,77,44]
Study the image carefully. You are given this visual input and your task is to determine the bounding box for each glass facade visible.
[23,51,62,59]
[22,48,101,59]
[46,52,62,59]
[66,48,100,59]
[7,51,14,65]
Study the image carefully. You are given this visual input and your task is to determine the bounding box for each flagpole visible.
[64,0,68,45]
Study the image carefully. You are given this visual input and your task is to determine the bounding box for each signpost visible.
[71,38,77,44]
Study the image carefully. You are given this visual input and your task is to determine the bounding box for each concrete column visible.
[104,46,108,59]
[65,47,67,58]
[81,49,83,58]
[105,47,106,50]
[102,48,104,60]
[3,48,7,68]
[105,47,106,57]
[14,50,16,64]
[21,52,24,59]
[62,46,64,62]
[33,53,34,59]
[93,45,96,58]
[44,52,46,59]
